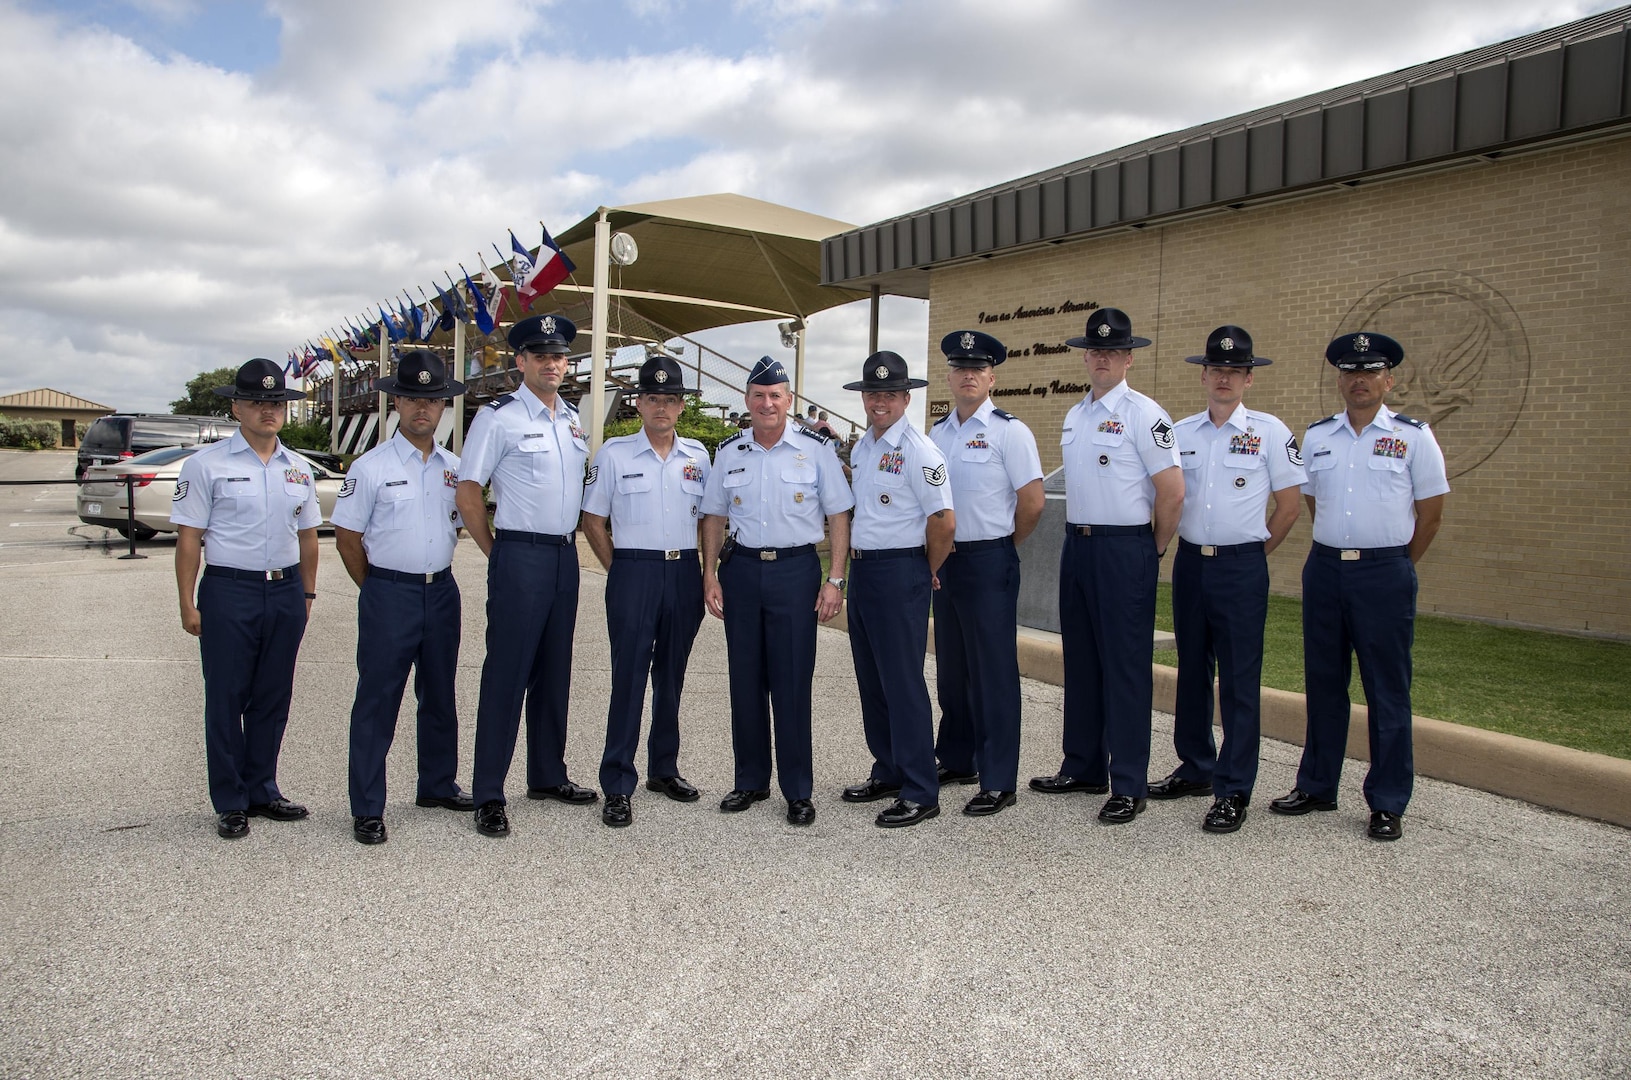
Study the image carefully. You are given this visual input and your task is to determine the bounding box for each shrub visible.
[0,413,59,450]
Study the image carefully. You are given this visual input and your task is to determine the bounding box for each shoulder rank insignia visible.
[800,426,833,444]
[719,431,744,449]
[1391,414,1426,429]
[1150,419,1175,450]
[1308,415,1341,429]
[172,480,189,501]
[992,408,1016,421]
[923,463,947,487]
[1286,436,1304,468]
[337,478,356,498]
[584,465,599,486]
[931,413,950,427]
[488,393,515,410]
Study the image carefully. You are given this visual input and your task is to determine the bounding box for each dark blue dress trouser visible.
[347,572,462,816]
[599,552,705,796]
[197,571,307,813]
[932,540,1023,792]
[1296,548,1417,814]
[849,550,939,806]
[1170,542,1268,799]
[719,548,818,801]
[471,537,579,806]
[1058,530,1156,797]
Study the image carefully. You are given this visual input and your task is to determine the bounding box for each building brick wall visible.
[924,135,1631,637]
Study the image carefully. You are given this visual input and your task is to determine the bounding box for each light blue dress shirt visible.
[1060,380,1181,525]
[169,432,321,571]
[581,430,711,550]
[850,414,954,549]
[458,383,589,535]
[1302,405,1450,548]
[700,424,853,547]
[930,398,1043,542]
[328,432,462,574]
[1174,404,1306,546]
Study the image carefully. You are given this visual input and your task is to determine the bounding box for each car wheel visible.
[116,524,158,541]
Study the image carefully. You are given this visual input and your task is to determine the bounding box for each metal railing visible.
[3,475,149,559]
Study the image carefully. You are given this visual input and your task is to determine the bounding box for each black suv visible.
[76,414,239,479]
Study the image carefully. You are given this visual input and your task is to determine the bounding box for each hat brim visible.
[212,385,306,402]
[374,377,467,398]
[631,383,696,396]
[1064,335,1152,349]
[510,337,572,353]
[843,378,929,392]
[946,356,1002,368]
[1184,355,1273,367]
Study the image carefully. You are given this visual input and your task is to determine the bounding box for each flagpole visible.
[452,316,466,455]
[588,208,611,459]
[329,339,341,455]
[377,317,388,448]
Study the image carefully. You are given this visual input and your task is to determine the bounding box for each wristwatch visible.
[826,576,846,591]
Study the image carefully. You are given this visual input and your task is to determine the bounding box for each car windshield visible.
[127,446,198,465]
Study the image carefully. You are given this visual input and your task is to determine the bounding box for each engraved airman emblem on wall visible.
[1325,270,1531,480]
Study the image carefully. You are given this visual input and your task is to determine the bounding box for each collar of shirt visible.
[1210,402,1251,432]
[859,412,914,454]
[1342,404,1400,438]
[944,397,995,435]
[225,430,297,466]
[633,427,679,463]
[386,430,451,468]
[1086,380,1132,415]
[514,381,573,423]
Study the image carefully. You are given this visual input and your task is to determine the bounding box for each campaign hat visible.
[843,351,928,392]
[375,349,466,398]
[213,358,306,402]
[1184,325,1273,367]
[632,354,695,395]
[1064,307,1151,350]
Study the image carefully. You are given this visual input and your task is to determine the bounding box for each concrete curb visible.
[832,605,1631,829]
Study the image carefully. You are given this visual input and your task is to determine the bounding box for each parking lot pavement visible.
[1,527,1628,1079]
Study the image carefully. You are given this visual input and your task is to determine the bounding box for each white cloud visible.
[0,0,1619,414]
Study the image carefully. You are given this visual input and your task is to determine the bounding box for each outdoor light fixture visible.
[778,319,803,349]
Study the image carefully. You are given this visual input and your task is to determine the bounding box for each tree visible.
[170,367,238,417]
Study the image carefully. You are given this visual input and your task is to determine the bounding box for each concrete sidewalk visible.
[2,538,1628,1079]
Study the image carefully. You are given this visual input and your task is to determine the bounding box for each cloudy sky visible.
[0,0,1616,422]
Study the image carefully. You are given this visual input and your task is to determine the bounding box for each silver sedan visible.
[77,445,344,539]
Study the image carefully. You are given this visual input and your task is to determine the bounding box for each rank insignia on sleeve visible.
[1286,436,1304,467]
[337,478,356,498]
[585,466,598,485]
[172,480,188,501]
[1151,419,1176,450]
[923,464,946,486]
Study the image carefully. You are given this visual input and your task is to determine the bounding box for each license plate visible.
[85,502,102,515]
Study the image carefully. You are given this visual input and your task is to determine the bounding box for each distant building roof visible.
[823,6,1631,296]
[0,388,115,412]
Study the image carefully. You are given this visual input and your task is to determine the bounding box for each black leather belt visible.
[205,564,299,581]
[494,529,572,546]
[617,549,697,561]
[369,566,453,583]
[953,537,1014,552]
[735,544,815,561]
[1313,542,1409,561]
[852,546,926,560]
[1066,523,1152,536]
[1179,539,1265,558]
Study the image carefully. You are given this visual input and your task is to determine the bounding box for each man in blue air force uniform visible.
[580,354,712,828]
[838,350,956,829]
[1270,331,1448,842]
[1034,307,1183,824]
[171,358,320,840]
[700,356,853,827]
[457,314,596,838]
[331,350,471,846]
[927,330,1044,818]
[1155,327,1304,834]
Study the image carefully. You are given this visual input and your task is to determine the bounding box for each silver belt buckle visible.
[761,549,778,561]
[664,550,680,561]
[265,569,285,580]
[423,572,436,582]
[1200,545,1217,557]
[1341,549,1361,561]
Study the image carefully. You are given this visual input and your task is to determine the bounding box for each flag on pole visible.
[402,294,423,341]
[516,224,575,308]
[378,305,399,342]
[481,263,507,321]
[464,267,495,335]
[443,273,469,323]
[432,281,458,330]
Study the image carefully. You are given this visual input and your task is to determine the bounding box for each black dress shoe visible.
[1202,795,1247,834]
[876,799,940,828]
[1147,773,1213,800]
[415,789,475,811]
[841,777,902,803]
[353,816,387,845]
[1097,794,1147,824]
[1028,773,1109,795]
[474,800,510,837]
[644,775,700,802]
[527,782,598,804]
[937,765,979,785]
[720,789,770,813]
[1269,788,1338,815]
[1368,810,1403,841]
[216,811,249,839]
[602,794,633,828]
[786,799,816,826]
[963,790,1016,817]
[246,798,308,821]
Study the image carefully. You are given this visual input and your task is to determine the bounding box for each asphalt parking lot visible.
[2,447,1629,1079]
